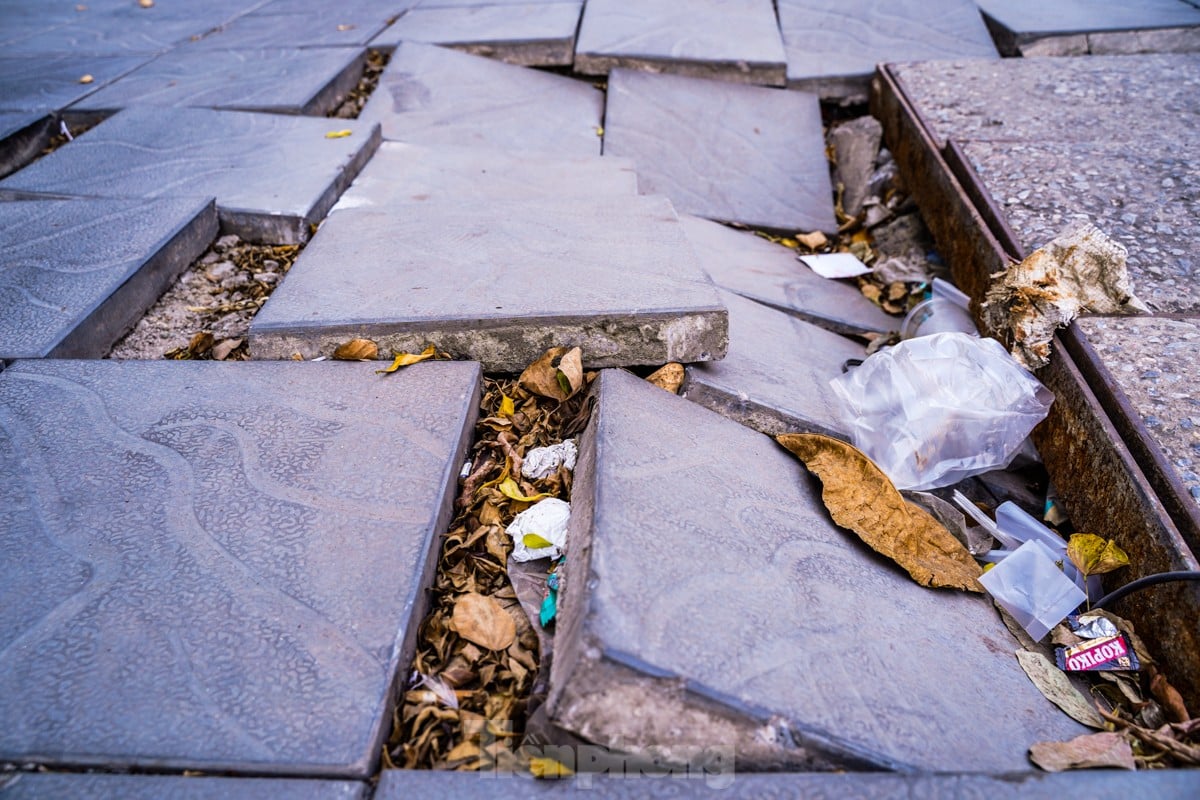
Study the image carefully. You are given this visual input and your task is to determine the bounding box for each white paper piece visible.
[799,252,873,279]
[521,440,578,481]
[506,498,570,562]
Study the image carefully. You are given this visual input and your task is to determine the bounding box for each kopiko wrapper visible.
[1056,634,1141,672]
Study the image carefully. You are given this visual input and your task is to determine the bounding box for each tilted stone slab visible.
[0,359,481,776]
[779,0,997,97]
[0,55,150,112]
[977,0,1200,56]
[603,69,835,233]
[0,197,217,360]
[682,290,862,439]
[358,42,603,156]
[372,2,582,66]
[574,0,786,86]
[679,215,894,336]
[250,196,727,370]
[0,112,54,179]
[0,773,366,799]
[0,106,380,244]
[70,47,366,116]
[547,369,1086,772]
[332,141,636,212]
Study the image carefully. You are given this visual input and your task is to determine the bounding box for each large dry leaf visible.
[776,433,982,592]
[452,593,516,651]
[520,347,570,401]
[377,344,437,374]
[1016,650,1105,729]
[333,338,378,361]
[1067,533,1130,578]
[646,363,684,394]
[1029,732,1136,772]
[557,347,584,398]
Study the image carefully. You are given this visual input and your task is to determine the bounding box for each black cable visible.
[1092,571,1200,609]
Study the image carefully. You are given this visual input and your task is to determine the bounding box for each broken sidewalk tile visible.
[331,141,637,213]
[69,47,367,117]
[778,0,997,98]
[0,112,55,179]
[0,54,151,112]
[0,197,217,360]
[547,368,1086,772]
[681,290,863,440]
[977,0,1200,57]
[678,214,895,337]
[358,41,603,157]
[0,106,380,245]
[0,773,367,799]
[250,195,728,371]
[371,2,583,67]
[0,359,481,777]
[573,0,786,86]
[602,68,835,233]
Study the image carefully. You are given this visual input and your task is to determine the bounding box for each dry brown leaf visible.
[557,347,584,398]
[519,347,570,401]
[451,593,516,651]
[645,363,684,394]
[1016,650,1106,729]
[78,73,94,84]
[1067,533,1130,578]
[796,230,828,250]
[1150,666,1191,724]
[211,338,242,361]
[1029,732,1136,772]
[333,338,378,361]
[776,433,983,592]
[138,0,153,7]
[187,331,213,357]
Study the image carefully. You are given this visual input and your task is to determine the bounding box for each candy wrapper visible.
[1056,634,1140,672]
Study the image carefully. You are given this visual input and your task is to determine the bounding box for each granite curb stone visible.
[0,773,366,800]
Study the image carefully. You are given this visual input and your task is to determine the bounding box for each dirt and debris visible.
[328,49,390,119]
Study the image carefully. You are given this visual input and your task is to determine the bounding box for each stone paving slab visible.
[0,773,366,799]
[251,196,727,370]
[0,55,151,112]
[0,112,54,179]
[547,368,1086,772]
[679,215,894,336]
[372,2,582,66]
[0,106,380,244]
[574,0,786,86]
[961,139,1200,315]
[0,13,221,56]
[0,359,481,776]
[70,47,365,116]
[331,142,636,212]
[681,290,862,439]
[187,12,388,50]
[0,197,217,360]
[603,69,835,233]
[778,0,997,97]
[978,0,1200,56]
[358,42,603,156]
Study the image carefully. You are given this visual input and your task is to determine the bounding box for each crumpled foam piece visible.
[506,497,570,562]
[521,440,577,481]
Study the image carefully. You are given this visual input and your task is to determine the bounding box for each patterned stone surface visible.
[0,106,380,244]
[602,69,835,232]
[574,0,786,85]
[0,5,236,56]
[332,142,636,212]
[779,0,996,96]
[358,42,602,156]
[0,197,217,359]
[1078,316,1200,510]
[682,290,862,439]
[0,360,481,776]
[372,2,582,66]
[978,0,1200,56]
[0,55,150,112]
[679,214,894,336]
[547,369,1086,772]
[0,112,54,179]
[0,773,366,799]
[250,196,728,370]
[187,13,387,50]
[70,47,366,116]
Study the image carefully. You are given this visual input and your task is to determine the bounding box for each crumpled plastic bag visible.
[829,332,1054,491]
[506,497,570,562]
[521,440,577,481]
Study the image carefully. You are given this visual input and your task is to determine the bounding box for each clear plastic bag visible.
[978,540,1086,642]
[829,332,1054,491]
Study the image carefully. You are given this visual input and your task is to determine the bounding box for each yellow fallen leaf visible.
[595,126,604,136]
[376,344,436,374]
[776,433,983,592]
[335,23,356,32]
[498,394,515,418]
[332,338,378,361]
[530,757,574,779]
[498,478,552,503]
[79,74,94,84]
[138,0,154,7]
[451,592,515,651]
[523,533,553,549]
[780,238,799,249]
[325,129,352,139]
[645,363,684,394]
[1067,533,1130,578]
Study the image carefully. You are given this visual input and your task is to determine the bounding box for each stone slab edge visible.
[575,54,785,87]
[0,114,55,179]
[295,47,368,117]
[679,371,849,441]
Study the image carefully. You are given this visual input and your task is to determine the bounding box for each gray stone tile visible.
[358,42,603,156]
[0,359,481,776]
[574,0,786,86]
[0,197,217,360]
[603,69,835,233]
[186,13,388,50]
[0,112,54,179]
[682,290,862,439]
[332,141,636,212]
[253,0,416,17]
[0,106,380,244]
[372,2,581,66]
[547,368,1086,772]
[0,55,151,112]
[414,0,578,6]
[250,196,727,370]
[0,14,220,56]
[978,0,1200,56]
[70,47,366,116]
[679,214,894,336]
[779,0,997,97]
[0,773,366,800]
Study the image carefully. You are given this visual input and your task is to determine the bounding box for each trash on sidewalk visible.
[900,278,977,339]
[521,440,578,481]
[978,540,1086,642]
[905,490,994,555]
[1057,634,1140,672]
[830,332,1054,491]
[799,251,873,279]
[506,497,570,562]
[982,221,1147,370]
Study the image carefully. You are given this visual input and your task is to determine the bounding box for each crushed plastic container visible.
[978,540,1087,642]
